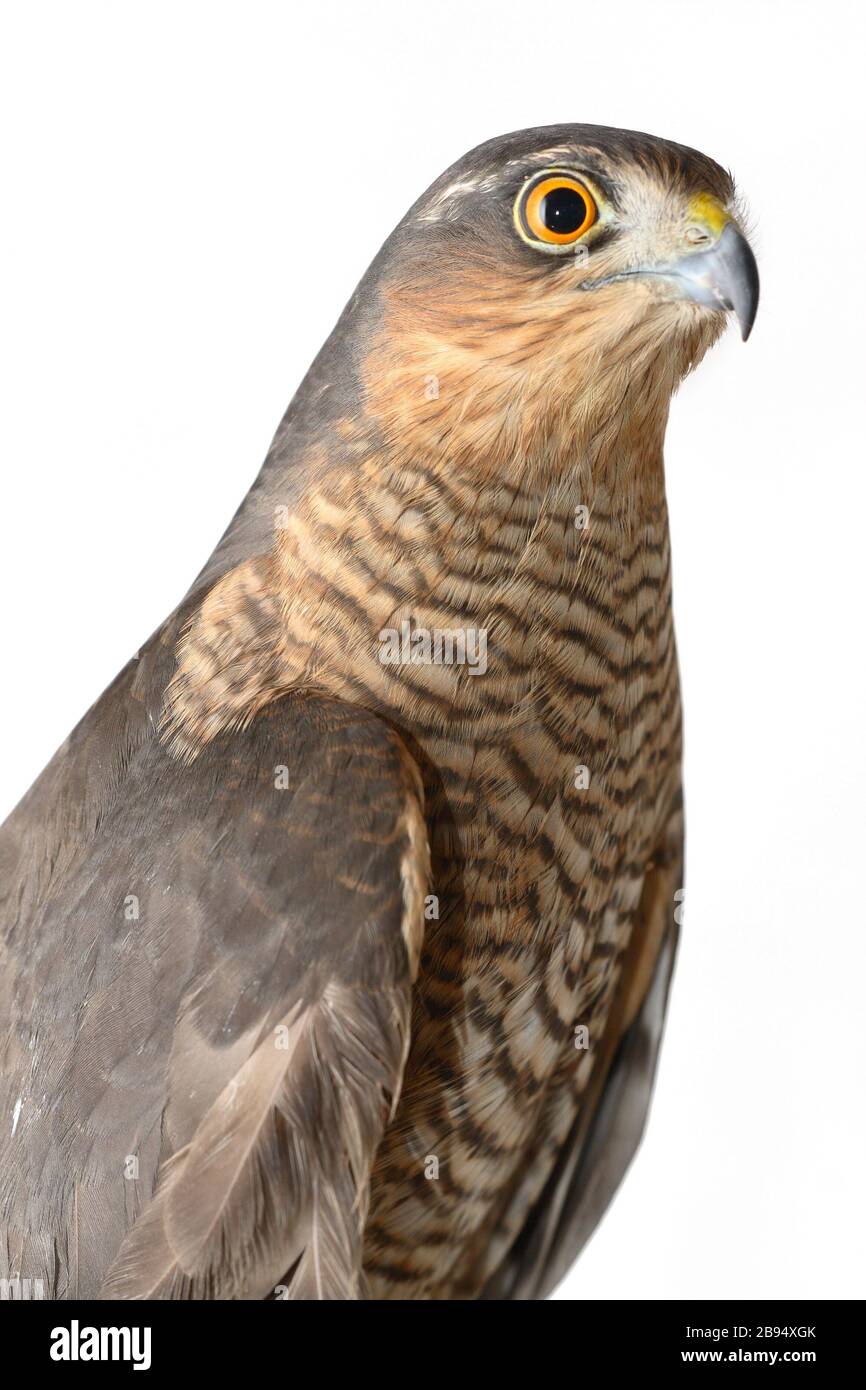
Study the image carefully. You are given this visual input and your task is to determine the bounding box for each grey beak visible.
[667,221,760,340]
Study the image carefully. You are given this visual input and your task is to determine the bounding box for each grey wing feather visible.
[0,646,428,1300]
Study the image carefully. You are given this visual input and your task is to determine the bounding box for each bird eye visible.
[514,171,598,251]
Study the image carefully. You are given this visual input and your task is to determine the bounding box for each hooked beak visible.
[581,204,760,341]
[659,220,760,341]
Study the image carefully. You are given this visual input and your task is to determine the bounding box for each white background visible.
[1,1,863,1300]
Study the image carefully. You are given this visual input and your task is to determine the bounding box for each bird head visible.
[359,124,758,486]
[171,127,761,751]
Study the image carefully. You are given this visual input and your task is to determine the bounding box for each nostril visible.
[684,225,713,246]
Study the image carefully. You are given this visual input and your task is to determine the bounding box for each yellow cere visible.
[687,192,731,239]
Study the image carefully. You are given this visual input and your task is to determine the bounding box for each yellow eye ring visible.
[514,171,598,251]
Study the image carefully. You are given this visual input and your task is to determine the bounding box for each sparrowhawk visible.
[0,123,758,1300]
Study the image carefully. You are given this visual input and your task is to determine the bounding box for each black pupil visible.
[541,185,586,234]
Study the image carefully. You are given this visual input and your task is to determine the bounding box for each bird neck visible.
[356,264,682,511]
[161,360,678,760]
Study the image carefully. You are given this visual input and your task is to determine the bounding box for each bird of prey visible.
[0,124,758,1301]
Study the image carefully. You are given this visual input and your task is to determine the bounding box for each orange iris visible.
[517,172,598,248]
